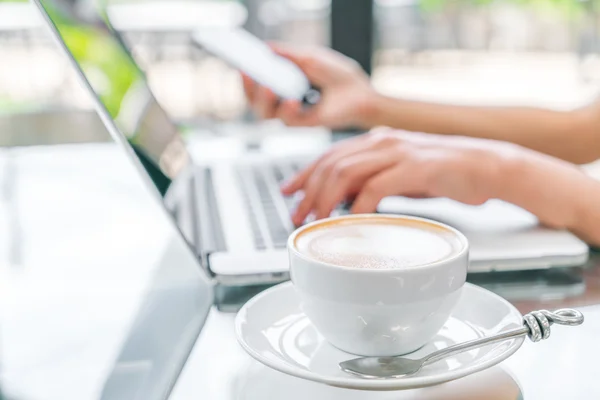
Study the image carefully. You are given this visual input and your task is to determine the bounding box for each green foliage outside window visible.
[59,25,138,117]
[0,0,137,117]
[45,1,138,118]
[419,0,593,18]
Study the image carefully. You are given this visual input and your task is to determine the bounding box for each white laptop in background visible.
[34,0,589,286]
[378,197,589,272]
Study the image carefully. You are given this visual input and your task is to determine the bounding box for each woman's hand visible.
[282,129,511,226]
[242,44,377,130]
[282,129,600,248]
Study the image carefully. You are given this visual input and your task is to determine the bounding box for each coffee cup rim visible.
[288,213,469,273]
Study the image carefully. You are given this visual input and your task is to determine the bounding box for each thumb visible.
[269,43,332,87]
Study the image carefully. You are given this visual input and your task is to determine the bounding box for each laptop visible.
[33,0,589,285]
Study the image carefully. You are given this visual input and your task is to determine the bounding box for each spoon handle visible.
[422,308,584,367]
[422,326,528,366]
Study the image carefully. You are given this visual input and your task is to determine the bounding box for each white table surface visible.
[1,141,599,400]
[170,305,600,400]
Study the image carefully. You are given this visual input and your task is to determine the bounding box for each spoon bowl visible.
[340,357,424,379]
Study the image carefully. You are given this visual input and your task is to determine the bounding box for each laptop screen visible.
[36,0,193,199]
[10,1,215,399]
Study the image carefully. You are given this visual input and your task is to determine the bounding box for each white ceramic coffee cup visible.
[288,214,469,357]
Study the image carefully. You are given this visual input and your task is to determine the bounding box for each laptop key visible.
[252,166,293,249]
[237,168,270,250]
[273,164,286,184]
[291,162,303,173]
[331,209,350,218]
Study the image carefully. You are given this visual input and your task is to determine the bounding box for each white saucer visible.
[235,282,526,391]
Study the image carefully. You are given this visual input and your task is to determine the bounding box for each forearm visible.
[494,148,600,246]
[570,180,600,247]
[363,95,600,164]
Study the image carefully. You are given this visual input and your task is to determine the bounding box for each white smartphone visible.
[192,28,320,105]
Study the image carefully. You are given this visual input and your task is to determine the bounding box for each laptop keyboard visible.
[253,166,292,248]
[237,162,350,250]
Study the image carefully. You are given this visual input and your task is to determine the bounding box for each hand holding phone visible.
[192,28,320,106]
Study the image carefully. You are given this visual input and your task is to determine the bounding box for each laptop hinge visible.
[193,168,227,261]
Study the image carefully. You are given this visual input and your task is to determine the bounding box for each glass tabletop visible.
[0,138,598,400]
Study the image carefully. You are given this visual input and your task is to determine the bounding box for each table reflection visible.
[235,363,522,400]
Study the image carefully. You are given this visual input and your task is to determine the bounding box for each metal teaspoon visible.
[339,308,584,379]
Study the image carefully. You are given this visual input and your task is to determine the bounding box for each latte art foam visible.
[294,218,461,269]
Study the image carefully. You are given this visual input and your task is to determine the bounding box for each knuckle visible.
[332,162,352,180]
[321,147,338,160]
[368,129,397,146]
[393,142,411,158]
[379,135,399,147]
[309,159,327,175]
[320,161,335,176]
[350,59,362,71]
[346,59,363,75]
[304,175,319,193]
[367,127,387,138]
